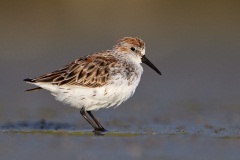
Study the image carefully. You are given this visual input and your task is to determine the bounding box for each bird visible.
[24,37,161,134]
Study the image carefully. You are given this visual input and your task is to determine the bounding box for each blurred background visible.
[1,0,240,160]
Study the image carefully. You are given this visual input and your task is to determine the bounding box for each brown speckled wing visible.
[33,53,117,88]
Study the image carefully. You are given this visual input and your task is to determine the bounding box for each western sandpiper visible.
[24,37,161,134]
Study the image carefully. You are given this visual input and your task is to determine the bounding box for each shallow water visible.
[1,119,240,160]
[1,130,240,160]
[1,120,240,138]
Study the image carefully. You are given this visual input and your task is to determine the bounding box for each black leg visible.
[87,111,107,132]
[80,108,99,131]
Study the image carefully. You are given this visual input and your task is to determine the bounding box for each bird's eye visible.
[130,47,135,51]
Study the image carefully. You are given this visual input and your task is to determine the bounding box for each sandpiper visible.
[24,37,161,133]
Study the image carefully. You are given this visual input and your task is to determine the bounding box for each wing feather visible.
[32,53,117,88]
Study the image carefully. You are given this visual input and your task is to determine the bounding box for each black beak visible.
[141,55,161,75]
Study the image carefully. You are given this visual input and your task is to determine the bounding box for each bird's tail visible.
[25,87,43,92]
[24,78,36,83]
[24,78,43,92]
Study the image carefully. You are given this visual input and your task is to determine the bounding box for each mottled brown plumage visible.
[30,52,117,88]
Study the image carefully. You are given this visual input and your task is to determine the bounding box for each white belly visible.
[60,78,140,110]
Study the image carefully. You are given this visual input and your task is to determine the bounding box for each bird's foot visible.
[92,127,107,135]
